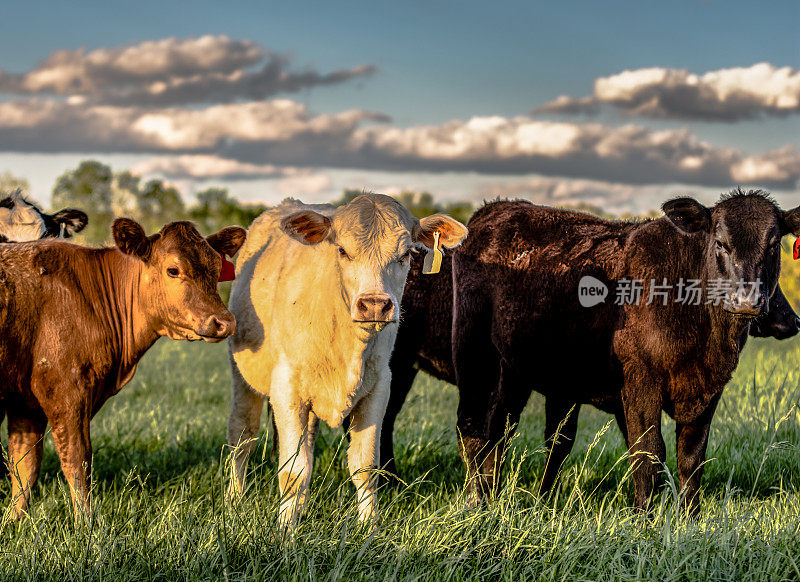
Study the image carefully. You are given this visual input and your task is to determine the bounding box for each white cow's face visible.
[0,191,88,242]
[0,194,47,241]
[281,194,468,324]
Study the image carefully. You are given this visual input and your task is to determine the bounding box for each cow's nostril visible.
[353,294,395,322]
[198,314,235,338]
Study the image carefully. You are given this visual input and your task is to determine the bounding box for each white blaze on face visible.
[0,194,47,242]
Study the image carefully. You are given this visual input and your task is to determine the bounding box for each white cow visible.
[227,194,467,526]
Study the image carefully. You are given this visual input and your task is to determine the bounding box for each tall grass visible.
[0,336,799,580]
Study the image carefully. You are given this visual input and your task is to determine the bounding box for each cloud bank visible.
[0,35,376,106]
[535,63,800,121]
[1,37,798,193]
[1,99,799,189]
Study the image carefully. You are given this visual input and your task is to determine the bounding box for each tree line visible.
[2,160,799,310]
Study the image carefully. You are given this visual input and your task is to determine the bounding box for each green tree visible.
[53,161,190,243]
[188,188,265,234]
[138,179,186,233]
[52,160,115,244]
[0,171,30,196]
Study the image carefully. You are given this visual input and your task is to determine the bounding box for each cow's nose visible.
[197,313,236,338]
[353,293,395,322]
[727,290,764,316]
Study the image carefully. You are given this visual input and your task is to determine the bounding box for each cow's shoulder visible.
[621,217,706,281]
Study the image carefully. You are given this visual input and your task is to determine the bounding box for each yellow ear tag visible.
[422,231,443,275]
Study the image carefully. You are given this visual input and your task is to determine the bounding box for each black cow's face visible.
[0,191,88,242]
[663,190,800,318]
[750,284,800,339]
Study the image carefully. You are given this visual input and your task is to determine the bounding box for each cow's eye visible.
[337,246,351,261]
[715,240,729,254]
[397,249,413,263]
[166,267,180,278]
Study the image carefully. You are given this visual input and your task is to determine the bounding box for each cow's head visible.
[113,218,247,342]
[280,194,467,325]
[0,190,88,242]
[749,284,800,339]
[663,189,800,318]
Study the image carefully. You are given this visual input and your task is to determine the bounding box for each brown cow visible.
[451,192,800,514]
[381,250,800,488]
[0,218,246,518]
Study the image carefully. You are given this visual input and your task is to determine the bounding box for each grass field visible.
[1,335,800,580]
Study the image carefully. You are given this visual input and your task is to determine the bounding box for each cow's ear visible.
[414,214,469,249]
[113,218,157,261]
[280,211,332,245]
[207,226,247,257]
[781,206,800,236]
[51,208,88,237]
[662,197,711,234]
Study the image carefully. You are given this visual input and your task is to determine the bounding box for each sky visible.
[0,0,798,213]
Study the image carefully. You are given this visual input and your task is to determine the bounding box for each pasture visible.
[0,335,799,580]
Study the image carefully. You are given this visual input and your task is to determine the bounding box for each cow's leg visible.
[613,404,629,445]
[50,412,92,516]
[453,319,500,506]
[539,398,581,496]
[273,395,316,528]
[6,410,46,519]
[622,363,666,511]
[472,359,533,501]
[226,364,265,497]
[675,397,719,517]
[381,354,419,478]
[347,380,390,524]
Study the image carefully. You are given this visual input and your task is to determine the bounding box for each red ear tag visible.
[218,251,236,282]
[794,237,800,261]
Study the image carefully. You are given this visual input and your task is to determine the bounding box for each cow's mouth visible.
[167,327,231,342]
[723,307,761,318]
[353,321,393,335]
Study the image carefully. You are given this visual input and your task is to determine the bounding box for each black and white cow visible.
[0,190,88,243]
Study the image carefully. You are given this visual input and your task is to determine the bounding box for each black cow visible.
[383,191,800,515]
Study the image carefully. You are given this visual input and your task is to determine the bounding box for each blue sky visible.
[0,0,798,212]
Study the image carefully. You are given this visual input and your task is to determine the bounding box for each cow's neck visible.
[701,291,751,382]
[90,249,160,389]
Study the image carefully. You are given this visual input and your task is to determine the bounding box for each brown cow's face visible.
[663,190,800,318]
[112,219,246,342]
[280,194,467,325]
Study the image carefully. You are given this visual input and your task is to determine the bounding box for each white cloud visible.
[275,173,333,196]
[130,154,288,179]
[731,145,800,183]
[0,98,798,190]
[535,63,800,121]
[0,35,376,106]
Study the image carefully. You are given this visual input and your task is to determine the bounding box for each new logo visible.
[578,276,608,307]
